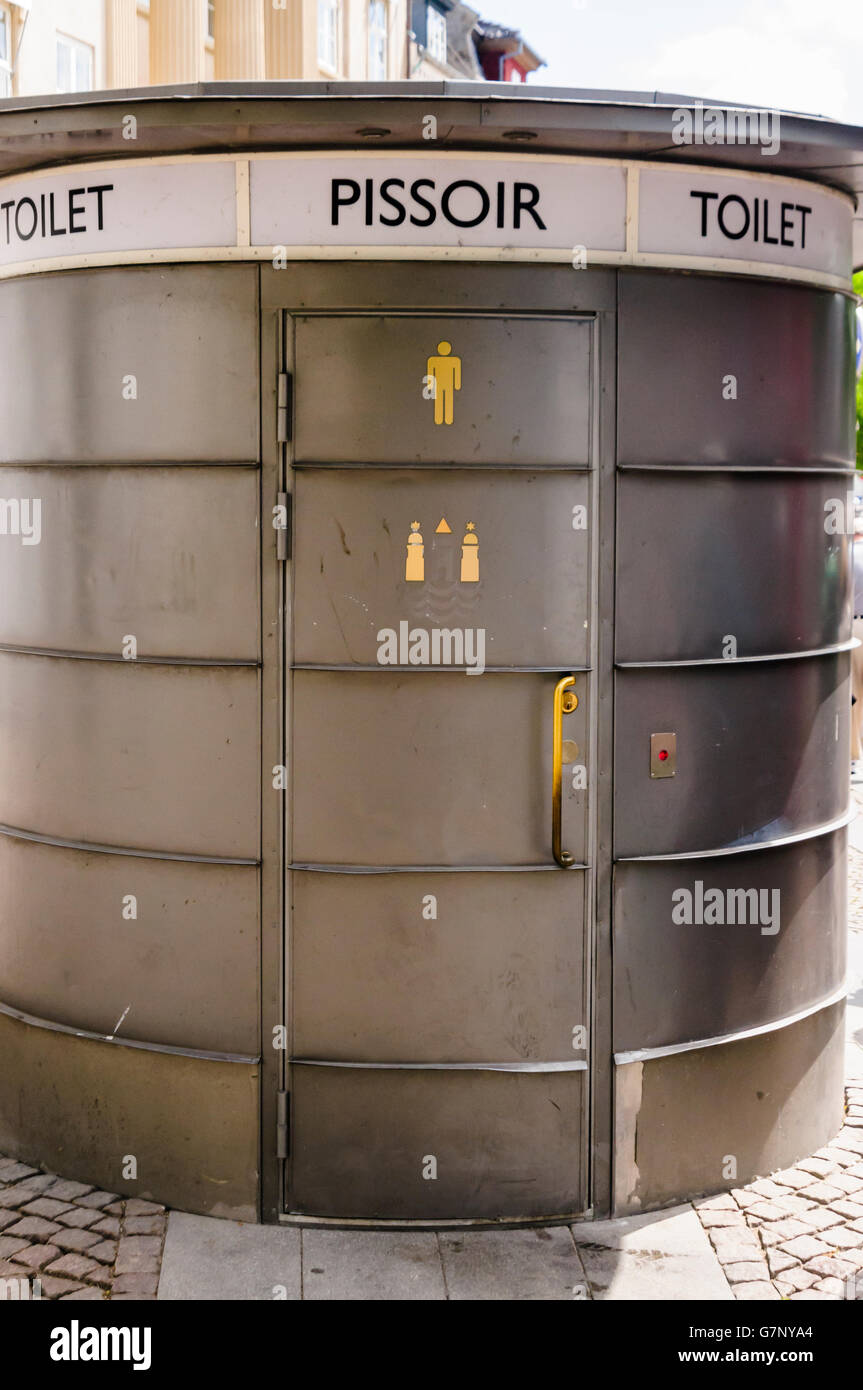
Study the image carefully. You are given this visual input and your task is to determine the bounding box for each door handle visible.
[552,674,578,867]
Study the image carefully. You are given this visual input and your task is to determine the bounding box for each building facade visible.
[0,0,541,94]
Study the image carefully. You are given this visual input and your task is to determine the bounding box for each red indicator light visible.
[658,750,668,761]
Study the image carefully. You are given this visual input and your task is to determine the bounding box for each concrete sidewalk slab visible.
[303,1230,445,1300]
[158,1212,301,1300]
[439,1226,587,1300]
[571,1204,734,1301]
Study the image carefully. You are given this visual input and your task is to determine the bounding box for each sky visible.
[486,0,863,127]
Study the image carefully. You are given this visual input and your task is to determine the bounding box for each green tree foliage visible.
[855,271,863,469]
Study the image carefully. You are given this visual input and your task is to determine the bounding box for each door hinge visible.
[277,371,292,443]
[276,1090,290,1159]
[275,490,290,561]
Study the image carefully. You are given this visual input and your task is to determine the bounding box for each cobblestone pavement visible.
[0,1167,165,1300]
[694,1094,863,1301]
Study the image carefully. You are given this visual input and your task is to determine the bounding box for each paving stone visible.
[780,1235,833,1261]
[5,1216,62,1240]
[43,1180,94,1202]
[802,1181,847,1204]
[811,1277,845,1297]
[697,1209,746,1228]
[789,1289,832,1299]
[90,1216,120,1239]
[0,1161,38,1183]
[112,1271,159,1296]
[759,1219,810,1247]
[85,1265,114,1289]
[693,1193,738,1211]
[103,1202,125,1217]
[0,1210,23,1231]
[124,1199,165,1216]
[87,1239,117,1265]
[828,1173,863,1196]
[74,1190,119,1210]
[822,1150,860,1169]
[746,1201,787,1222]
[44,1253,101,1280]
[804,1254,857,1279]
[798,1208,844,1233]
[838,1247,863,1271]
[54,1206,101,1230]
[820,1226,863,1249]
[766,1248,799,1276]
[709,1228,762,1262]
[0,1259,30,1277]
[9,1243,60,1271]
[773,1264,819,1291]
[748,1179,792,1200]
[849,1218,863,1234]
[115,1235,162,1274]
[0,1235,30,1259]
[733,1281,780,1300]
[797,1157,839,1179]
[38,1275,88,1298]
[730,1188,759,1208]
[723,1261,770,1284]
[770,1168,817,1191]
[112,1293,156,1300]
[123,1215,166,1237]
[0,1176,56,1207]
[773,1194,817,1217]
[18,1197,74,1220]
[60,1288,105,1300]
[53,1228,102,1254]
[826,1135,863,1159]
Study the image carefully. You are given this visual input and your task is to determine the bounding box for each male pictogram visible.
[426,341,461,425]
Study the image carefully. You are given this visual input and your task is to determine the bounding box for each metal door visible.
[281,305,598,1221]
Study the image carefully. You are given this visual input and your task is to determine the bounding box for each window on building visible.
[0,7,12,98]
[56,33,93,94]
[426,4,447,65]
[207,1,215,40]
[368,0,387,80]
[318,0,340,70]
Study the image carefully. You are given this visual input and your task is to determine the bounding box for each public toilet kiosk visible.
[0,83,861,1226]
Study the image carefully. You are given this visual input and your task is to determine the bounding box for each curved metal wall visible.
[612,271,852,1211]
[0,250,851,1223]
[0,265,262,1220]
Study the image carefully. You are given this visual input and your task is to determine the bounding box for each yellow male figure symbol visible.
[427,341,461,426]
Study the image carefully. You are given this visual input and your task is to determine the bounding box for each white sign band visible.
[0,153,853,286]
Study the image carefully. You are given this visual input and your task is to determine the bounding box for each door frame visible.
[258,261,618,1225]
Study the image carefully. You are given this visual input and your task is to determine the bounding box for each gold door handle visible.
[553,674,578,868]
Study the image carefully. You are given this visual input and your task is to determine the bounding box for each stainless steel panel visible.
[614,653,849,858]
[291,671,589,867]
[616,473,851,662]
[0,834,258,1054]
[614,999,845,1214]
[263,261,617,314]
[0,653,259,858]
[0,1007,259,1221]
[0,467,259,659]
[0,266,259,463]
[613,829,846,1053]
[292,869,585,1063]
[289,1065,585,1219]
[618,274,855,468]
[294,315,592,466]
[293,469,591,668]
